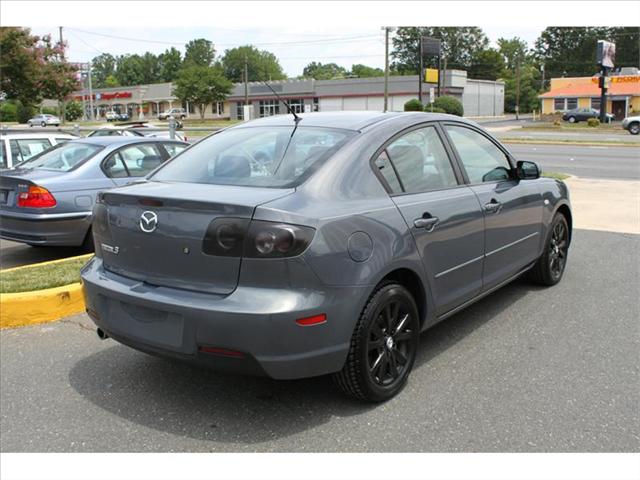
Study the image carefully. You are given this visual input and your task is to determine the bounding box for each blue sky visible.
[29,26,544,77]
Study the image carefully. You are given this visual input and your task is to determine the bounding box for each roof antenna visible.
[261,79,301,123]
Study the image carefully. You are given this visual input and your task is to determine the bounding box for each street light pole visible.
[88,61,95,121]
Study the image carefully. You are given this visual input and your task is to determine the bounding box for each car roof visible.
[0,132,75,139]
[70,136,182,147]
[233,111,472,131]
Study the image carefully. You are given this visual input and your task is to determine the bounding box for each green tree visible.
[610,27,640,68]
[350,64,384,77]
[302,62,347,80]
[159,47,182,82]
[140,52,161,84]
[468,48,505,80]
[64,100,83,121]
[391,27,489,74]
[503,63,541,113]
[221,45,286,82]
[91,53,117,88]
[184,38,215,67]
[104,75,119,87]
[172,65,232,119]
[116,54,145,86]
[497,37,529,72]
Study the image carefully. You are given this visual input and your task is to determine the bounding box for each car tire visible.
[529,213,570,286]
[568,116,576,123]
[628,122,640,135]
[180,115,186,120]
[41,121,46,127]
[28,121,33,127]
[333,281,420,402]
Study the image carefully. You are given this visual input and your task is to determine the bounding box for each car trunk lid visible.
[95,181,294,295]
[0,168,66,208]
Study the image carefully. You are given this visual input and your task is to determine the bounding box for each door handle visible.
[483,199,502,214]
[414,215,439,231]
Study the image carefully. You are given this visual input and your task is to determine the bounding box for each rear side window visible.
[104,144,164,178]
[444,125,512,184]
[375,125,458,194]
[163,142,187,157]
[151,126,355,188]
[9,138,52,164]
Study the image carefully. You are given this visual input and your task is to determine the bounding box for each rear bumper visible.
[81,257,370,380]
[0,210,91,246]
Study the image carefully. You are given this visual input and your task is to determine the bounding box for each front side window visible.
[114,144,164,177]
[18,142,102,171]
[151,126,355,188]
[378,126,458,194]
[444,125,512,184]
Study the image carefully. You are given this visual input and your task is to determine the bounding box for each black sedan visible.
[562,108,615,123]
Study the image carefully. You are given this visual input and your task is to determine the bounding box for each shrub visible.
[431,95,463,116]
[0,101,18,122]
[553,119,561,126]
[423,104,447,114]
[587,118,600,127]
[404,99,424,112]
[64,101,83,121]
[16,101,36,124]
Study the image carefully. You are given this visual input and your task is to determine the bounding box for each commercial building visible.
[71,70,505,120]
[539,67,640,120]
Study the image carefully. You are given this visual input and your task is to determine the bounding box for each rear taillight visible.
[202,218,315,258]
[17,185,57,208]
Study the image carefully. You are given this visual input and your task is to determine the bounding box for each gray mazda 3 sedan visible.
[81,111,572,401]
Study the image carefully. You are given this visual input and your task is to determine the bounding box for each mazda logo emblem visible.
[139,211,158,233]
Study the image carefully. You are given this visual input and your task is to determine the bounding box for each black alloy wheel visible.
[629,123,640,135]
[334,282,419,402]
[529,213,570,286]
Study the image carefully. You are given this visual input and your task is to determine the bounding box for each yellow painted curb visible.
[0,282,85,329]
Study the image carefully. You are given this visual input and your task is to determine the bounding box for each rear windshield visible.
[17,142,103,172]
[151,126,355,188]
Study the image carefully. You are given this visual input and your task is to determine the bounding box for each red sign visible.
[73,91,133,101]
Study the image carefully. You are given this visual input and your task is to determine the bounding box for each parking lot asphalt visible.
[1,229,638,452]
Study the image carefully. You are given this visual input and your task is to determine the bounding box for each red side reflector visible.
[198,346,245,358]
[296,314,327,326]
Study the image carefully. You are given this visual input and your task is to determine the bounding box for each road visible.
[507,143,640,180]
[1,229,638,452]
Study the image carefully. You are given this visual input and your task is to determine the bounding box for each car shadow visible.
[68,277,542,446]
[0,240,86,269]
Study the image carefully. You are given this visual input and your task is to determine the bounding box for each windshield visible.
[151,126,355,188]
[17,142,103,171]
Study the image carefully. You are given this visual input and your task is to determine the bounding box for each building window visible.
[313,97,319,112]
[236,101,246,120]
[566,98,578,110]
[288,99,304,114]
[591,98,601,110]
[182,102,195,114]
[259,99,280,117]
[554,98,565,111]
[211,101,224,116]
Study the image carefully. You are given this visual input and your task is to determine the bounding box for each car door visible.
[374,123,485,316]
[442,123,543,291]
[102,143,166,186]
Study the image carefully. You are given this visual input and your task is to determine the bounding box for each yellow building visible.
[539,73,640,120]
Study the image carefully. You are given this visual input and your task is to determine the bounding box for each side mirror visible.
[517,160,540,180]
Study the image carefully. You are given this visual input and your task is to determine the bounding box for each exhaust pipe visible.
[96,328,109,340]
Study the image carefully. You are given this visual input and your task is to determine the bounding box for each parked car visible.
[561,108,615,123]
[0,132,76,169]
[27,114,61,127]
[621,115,640,135]
[81,111,572,402]
[105,111,130,122]
[118,112,130,121]
[87,124,186,142]
[158,107,186,120]
[0,136,189,249]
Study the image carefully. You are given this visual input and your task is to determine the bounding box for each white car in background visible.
[27,114,61,127]
[87,123,187,142]
[0,132,77,169]
[622,115,640,135]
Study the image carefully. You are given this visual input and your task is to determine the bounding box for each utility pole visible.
[382,27,394,112]
[418,37,423,104]
[515,58,521,120]
[88,60,95,121]
[244,54,249,106]
[58,26,65,123]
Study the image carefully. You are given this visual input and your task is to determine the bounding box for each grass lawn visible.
[520,122,623,133]
[541,171,570,181]
[0,255,91,294]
